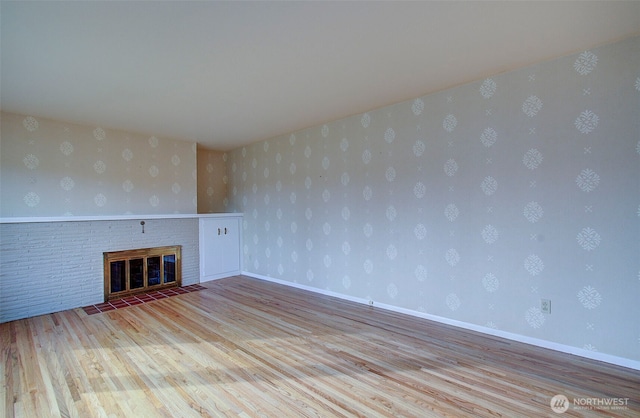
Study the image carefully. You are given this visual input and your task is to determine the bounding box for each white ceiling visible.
[2,1,639,151]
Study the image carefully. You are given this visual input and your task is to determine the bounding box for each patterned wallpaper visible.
[226,36,640,361]
[197,146,228,213]
[0,112,198,216]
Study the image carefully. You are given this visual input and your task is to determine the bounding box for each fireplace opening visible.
[104,245,181,301]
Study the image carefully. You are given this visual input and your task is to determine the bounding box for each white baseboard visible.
[200,270,242,283]
[243,271,640,371]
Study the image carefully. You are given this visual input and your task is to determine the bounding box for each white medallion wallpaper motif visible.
[197,146,228,214]
[226,36,640,361]
[1,113,198,216]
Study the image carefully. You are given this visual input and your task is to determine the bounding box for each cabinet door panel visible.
[220,218,240,275]
[200,218,222,278]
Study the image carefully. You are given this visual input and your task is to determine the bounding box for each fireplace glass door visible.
[104,245,182,301]
[110,260,126,293]
[130,259,145,290]
[164,254,176,284]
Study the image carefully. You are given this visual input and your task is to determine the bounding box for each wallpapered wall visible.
[226,36,640,361]
[0,112,198,217]
[197,146,228,213]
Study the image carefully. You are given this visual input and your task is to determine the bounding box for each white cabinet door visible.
[218,218,240,275]
[199,217,241,282]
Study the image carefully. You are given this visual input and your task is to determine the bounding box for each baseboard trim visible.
[242,271,640,371]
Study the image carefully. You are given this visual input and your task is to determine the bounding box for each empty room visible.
[1,1,639,417]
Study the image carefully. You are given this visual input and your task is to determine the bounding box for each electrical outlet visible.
[541,299,551,314]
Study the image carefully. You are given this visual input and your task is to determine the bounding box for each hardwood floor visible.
[3,275,639,417]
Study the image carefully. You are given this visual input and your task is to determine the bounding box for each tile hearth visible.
[82,284,206,315]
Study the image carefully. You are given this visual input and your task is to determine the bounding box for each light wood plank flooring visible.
[3,275,639,417]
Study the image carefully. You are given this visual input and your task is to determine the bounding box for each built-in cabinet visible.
[199,215,242,282]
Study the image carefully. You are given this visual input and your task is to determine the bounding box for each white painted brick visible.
[0,218,200,322]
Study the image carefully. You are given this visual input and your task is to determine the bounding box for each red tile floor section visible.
[82,284,207,315]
